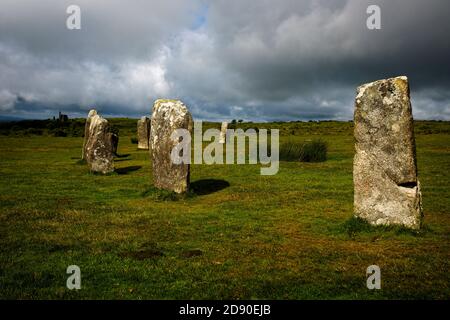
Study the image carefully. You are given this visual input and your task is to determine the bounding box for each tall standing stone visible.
[82,109,97,160]
[85,114,115,174]
[353,76,423,229]
[150,99,193,193]
[137,116,151,150]
[219,121,228,144]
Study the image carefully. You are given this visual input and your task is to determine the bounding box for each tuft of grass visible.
[298,139,327,162]
[280,139,327,162]
[279,141,304,161]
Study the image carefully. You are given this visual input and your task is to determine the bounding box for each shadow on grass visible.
[341,217,431,239]
[115,153,131,158]
[77,156,131,165]
[141,179,229,201]
[75,159,86,165]
[115,166,142,175]
[190,179,230,195]
[141,186,195,201]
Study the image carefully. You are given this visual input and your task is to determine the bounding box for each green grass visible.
[0,120,449,299]
[280,139,327,162]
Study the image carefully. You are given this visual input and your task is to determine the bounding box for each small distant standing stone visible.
[109,132,119,155]
[82,109,97,160]
[137,116,151,150]
[219,121,228,144]
[353,76,423,229]
[150,99,193,193]
[84,114,115,174]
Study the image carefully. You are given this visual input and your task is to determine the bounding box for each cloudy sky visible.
[0,0,449,121]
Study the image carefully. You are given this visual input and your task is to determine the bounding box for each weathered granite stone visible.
[219,121,228,144]
[354,76,423,229]
[137,116,151,150]
[150,99,193,193]
[85,114,115,174]
[82,109,97,160]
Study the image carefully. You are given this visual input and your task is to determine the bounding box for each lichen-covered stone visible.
[354,76,423,229]
[219,121,228,144]
[82,109,97,160]
[137,116,151,150]
[85,114,115,174]
[150,99,193,193]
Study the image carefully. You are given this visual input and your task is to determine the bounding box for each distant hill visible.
[0,115,23,122]
[0,118,449,137]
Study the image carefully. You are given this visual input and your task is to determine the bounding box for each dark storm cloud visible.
[0,0,449,120]
[190,0,450,120]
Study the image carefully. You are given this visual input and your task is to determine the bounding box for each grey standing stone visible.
[137,116,151,150]
[219,121,228,144]
[109,132,119,155]
[85,114,115,174]
[353,76,423,229]
[150,99,193,193]
[82,109,97,160]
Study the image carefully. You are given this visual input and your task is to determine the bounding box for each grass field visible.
[0,120,449,299]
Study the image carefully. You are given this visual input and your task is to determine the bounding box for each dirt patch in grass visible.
[180,249,203,258]
[119,248,165,260]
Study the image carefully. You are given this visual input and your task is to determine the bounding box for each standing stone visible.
[150,99,193,193]
[137,116,151,150]
[219,121,228,144]
[353,76,423,229]
[109,132,119,155]
[85,114,115,174]
[82,109,97,160]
